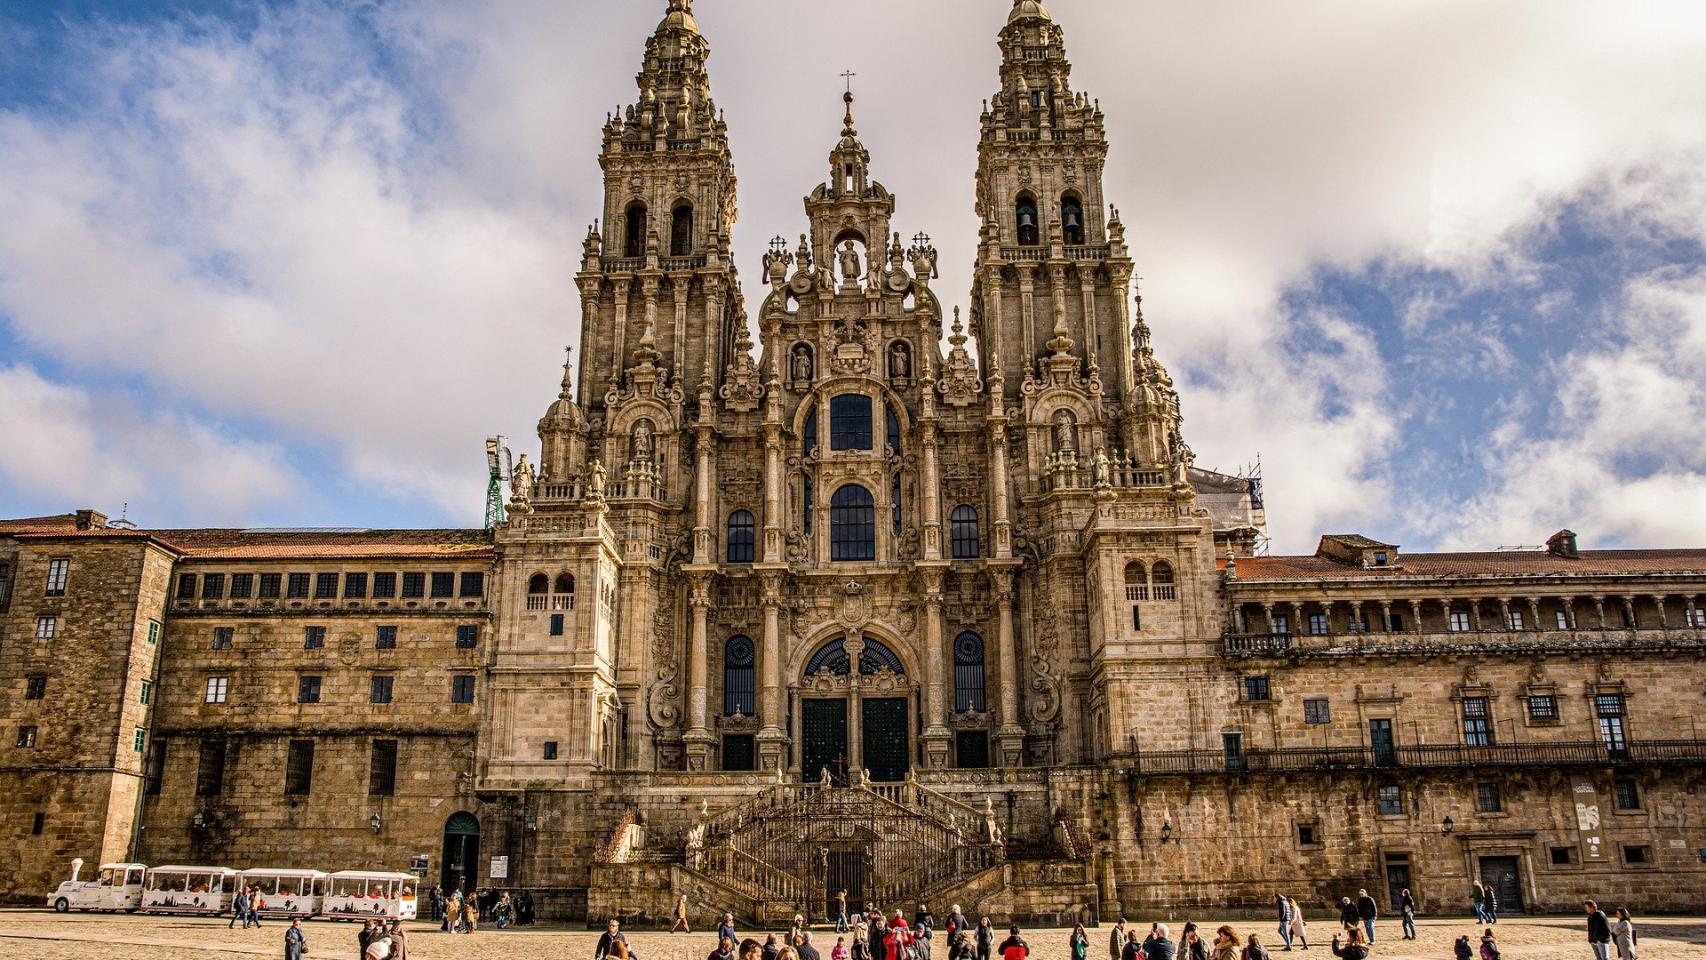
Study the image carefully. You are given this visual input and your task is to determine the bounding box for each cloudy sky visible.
[2,0,1704,554]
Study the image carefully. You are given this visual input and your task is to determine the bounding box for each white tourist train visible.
[46,861,419,920]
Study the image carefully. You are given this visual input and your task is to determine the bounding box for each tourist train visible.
[48,859,418,920]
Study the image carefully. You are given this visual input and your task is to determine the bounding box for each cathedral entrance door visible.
[823,848,866,921]
[440,811,480,896]
[803,699,848,783]
[861,697,909,782]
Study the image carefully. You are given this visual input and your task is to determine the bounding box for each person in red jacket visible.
[999,926,1029,960]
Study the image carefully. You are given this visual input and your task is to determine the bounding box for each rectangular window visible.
[370,676,394,704]
[1242,677,1271,701]
[144,740,167,795]
[549,613,564,636]
[1613,777,1641,811]
[133,727,145,753]
[1598,694,1627,753]
[1624,845,1650,865]
[1550,846,1575,866]
[954,730,990,769]
[369,739,397,796]
[1270,614,1289,635]
[1505,609,1524,630]
[36,616,57,639]
[201,573,225,600]
[140,680,152,706]
[1307,613,1328,635]
[286,573,310,599]
[1130,605,1141,631]
[456,625,479,649]
[196,739,227,795]
[460,571,485,597]
[258,573,282,599]
[16,725,38,748]
[1389,612,1406,631]
[722,734,756,771]
[1304,698,1331,724]
[543,741,559,760]
[25,676,46,700]
[344,572,368,598]
[401,572,426,598]
[147,619,159,644]
[1475,781,1502,812]
[211,626,234,649]
[430,571,455,598]
[297,675,322,704]
[204,676,229,704]
[1377,783,1403,815]
[0,562,9,608]
[229,572,253,598]
[44,558,70,596]
[376,625,397,649]
[1528,694,1558,721]
[177,573,198,599]
[450,675,475,703]
[1556,610,1571,630]
[284,739,315,795]
[1462,696,1493,746]
[1689,608,1706,628]
[1448,611,1471,632]
[1297,823,1317,846]
[372,572,396,597]
[303,625,326,649]
[313,572,338,599]
[829,394,875,450]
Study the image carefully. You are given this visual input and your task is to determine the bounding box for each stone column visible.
[920,419,943,560]
[1652,595,1668,631]
[922,570,950,768]
[762,425,783,562]
[1527,597,1542,631]
[995,571,1025,766]
[757,573,786,771]
[1497,598,1512,632]
[684,576,714,770]
[846,632,865,777]
[1469,600,1484,632]
[1592,596,1607,629]
[692,426,713,563]
[1409,599,1423,633]
[1562,597,1576,630]
[1378,600,1393,633]
[1686,597,1699,630]
[1290,602,1305,636]
[1621,595,1637,630]
[990,416,1013,558]
[1261,602,1275,633]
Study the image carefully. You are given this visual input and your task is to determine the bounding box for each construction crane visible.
[484,436,512,530]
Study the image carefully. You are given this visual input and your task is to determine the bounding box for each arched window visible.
[1151,560,1176,600]
[954,632,986,712]
[670,202,693,257]
[802,472,814,536]
[805,636,906,677]
[726,510,755,563]
[623,200,648,258]
[1123,561,1146,600]
[891,473,903,534]
[830,485,876,561]
[885,402,901,455]
[527,574,549,595]
[803,408,818,454]
[830,394,873,450]
[1061,193,1084,245]
[1152,561,1174,584]
[723,635,755,715]
[1016,194,1039,246]
[554,573,575,594]
[950,505,980,559]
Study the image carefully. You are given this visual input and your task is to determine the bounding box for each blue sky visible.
[2,0,1705,553]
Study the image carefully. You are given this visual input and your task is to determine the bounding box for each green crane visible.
[484,436,511,531]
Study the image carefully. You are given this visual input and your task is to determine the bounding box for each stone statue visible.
[839,240,861,284]
[511,454,535,503]
[820,766,832,786]
[889,341,910,378]
[589,458,608,498]
[792,344,814,382]
[1092,447,1110,486]
[631,421,653,461]
[1054,411,1076,455]
[798,234,814,273]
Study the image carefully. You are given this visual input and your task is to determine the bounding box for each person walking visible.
[1484,886,1499,925]
[976,919,996,960]
[231,885,250,930]
[1327,928,1367,960]
[1108,919,1128,960]
[1275,895,1293,951]
[1453,935,1473,960]
[1612,908,1637,960]
[284,917,309,960]
[1210,926,1241,960]
[837,891,851,933]
[998,925,1029,960]
[1477,929,1500,960]
[1354,890,1378,945]
[672,895,692,934]
[853,919,872,960]
[1146,924,1177,960]
[1586,901,1613,960]
[519,889,535,925]
[462,895,478,934]
[1398,889,1416,941]
[1288,899,1309,951]
[1335,899,1357,934]
[1472,881,1487,925]
[721,914,740,948]
[250,886,264,928]
[1070,923,1090,960]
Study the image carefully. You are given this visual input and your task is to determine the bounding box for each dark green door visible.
[803,699,847,783]
[862,697,909,782]
[1370,718,1396,766]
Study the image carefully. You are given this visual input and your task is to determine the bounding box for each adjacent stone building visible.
[4,0,1704,923]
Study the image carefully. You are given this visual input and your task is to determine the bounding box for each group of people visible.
[1109,917,1290,960]
[357,917,411,959]
[228,883,267,929]
[428,887,537,932]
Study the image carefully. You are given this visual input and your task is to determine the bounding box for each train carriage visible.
[239,868,330,918]
[140,865,238,915]
[48,861,146,913]
[321,871,418,921]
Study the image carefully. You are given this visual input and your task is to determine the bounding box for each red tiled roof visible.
[2,514,492,559]
[1238,549,1706,581]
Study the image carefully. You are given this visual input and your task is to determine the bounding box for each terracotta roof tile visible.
[1238,549,1706,581]
[2,514,491,559]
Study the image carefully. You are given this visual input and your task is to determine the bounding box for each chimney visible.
[1546,529,1579,559]
[73,509,108,531]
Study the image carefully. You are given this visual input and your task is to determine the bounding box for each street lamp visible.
[1160,819,1173,844]
[370,811,383,833]
[1441,815,1455,836]
[192,810,205,830]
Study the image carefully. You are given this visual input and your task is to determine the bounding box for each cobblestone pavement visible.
[2,911,1704,960]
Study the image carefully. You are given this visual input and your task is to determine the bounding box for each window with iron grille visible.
[204,677,229,703]
[297,675,322,703]
[1595,694,1625,716]
[303,625,326,649]
[1527,694,1558,721]
[372,572,396,597]
[460,571,484,597]
[370,676,394,704]
[1462,696,1493,746]
[286,573,310,599]
[1304,698,1331,724]
[456,625,479,649]
[344,572,368,598]
[369,739,398,796]
[829,394,874,450]
[201,573,225,600]
[196,739,226,795]
[144,740,167,795]
[1243,677,1272,702]
[44,558,70,596]
[25,676,46,700]
[431,572,455,597]
[954,632,986,712]
[1614,777,1640,810]
[829,485,876,561]
[211,627,234,649]
[314,573,338,599]
[229,573,253,598]
[258,573,282,598]
[376,625,397,649]
[950,505,980,559]
[284,739,314,795]
[1377,784,1403,815]
[401,572,426,598]
[726,511,756,563]
[177,574,197,599]
[1476,781,1503,812]
[723,636,755,715]
[450,675,475,703]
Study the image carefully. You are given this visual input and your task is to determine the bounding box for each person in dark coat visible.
[1353,890,1378,944]
[708,937,737,960]
[284,918,308,960]
[595,919,632,960]
[975,918,995,960]
[359,919,377,959]
[1144,924,1177,960]
[719,915,740,948]
[1586,901,1613,960]
[1328,929,1367,960]
[800,931,823,960]
[871,917,890,960]
[764,933,783,960]
[1398,889,1416,940]
[1336,899,1357,932]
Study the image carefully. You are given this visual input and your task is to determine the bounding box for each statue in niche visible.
[511,454,535,503]
[792,344,815,382]
[838,240,862,284]
[1053,410,1077,456]
[631,420,654,462]
[888,341,911,379]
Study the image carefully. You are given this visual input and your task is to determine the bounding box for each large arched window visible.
[830,485,876,561]
[726,510,755,563]
[670,202,693,257]
[949,505,980,559]
[723,635,755,715]
[623,200,648,258]
[1123,561,1147,599]
[553,573,576,610]
[527,574,549,595]
[1061,193,1084,245]
[954,632,986,712]
[1016,194,1040,246]
[1151,560,1176,600]
[830,394,874,450]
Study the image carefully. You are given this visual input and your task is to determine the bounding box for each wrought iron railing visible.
[1115,739,1706,774]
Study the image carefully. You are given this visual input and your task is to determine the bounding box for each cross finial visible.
[841,69,857,94]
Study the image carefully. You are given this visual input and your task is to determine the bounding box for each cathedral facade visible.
[4,0,1706,924]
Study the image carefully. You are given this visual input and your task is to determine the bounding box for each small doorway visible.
[823,848,866,920]
[803,700,848,783]
[440,812,480,895]
[1384,852,1412,910]
[1478,856,1525,913]
[861,698,909,782]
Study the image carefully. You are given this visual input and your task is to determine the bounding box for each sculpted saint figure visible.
[839,240,862,284]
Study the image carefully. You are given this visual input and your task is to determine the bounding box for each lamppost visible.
[370,811,383,833]
[1160,818,1173,844]
[1441,815,1455,836]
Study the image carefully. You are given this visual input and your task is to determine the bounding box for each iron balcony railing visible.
[1115,739,1706,775]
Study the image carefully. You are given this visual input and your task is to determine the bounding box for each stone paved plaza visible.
[1,911,1704,960]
